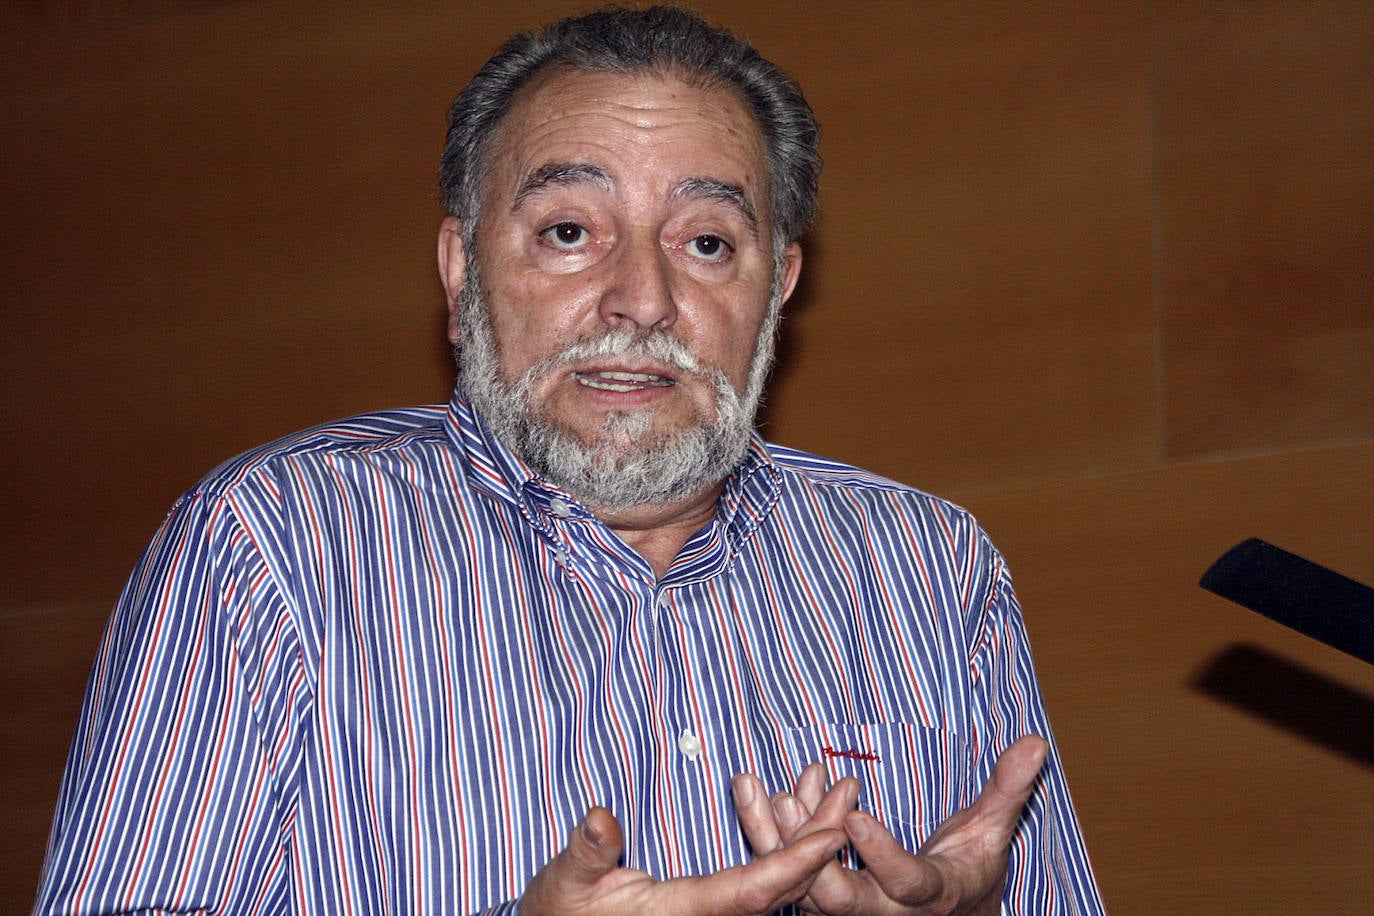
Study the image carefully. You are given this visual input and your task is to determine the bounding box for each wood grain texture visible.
[1153,2,1374,458]
[764,2,1159,491]
[954,441,1374,912]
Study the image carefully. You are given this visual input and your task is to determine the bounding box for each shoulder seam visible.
[192,405,450,498]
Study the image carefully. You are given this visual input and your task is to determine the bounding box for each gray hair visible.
[438,4,821,246]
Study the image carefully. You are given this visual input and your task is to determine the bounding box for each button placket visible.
[655,590,702,764]
[543,496,575,570]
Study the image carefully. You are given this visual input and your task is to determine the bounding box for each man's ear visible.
[778,241,804,306]
[437,216,467,346]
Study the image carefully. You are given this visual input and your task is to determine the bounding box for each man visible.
[35,7,1104,914]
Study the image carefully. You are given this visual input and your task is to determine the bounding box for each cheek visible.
[704,295,773,378]
[485,275,594,370]
[727,331,766,385]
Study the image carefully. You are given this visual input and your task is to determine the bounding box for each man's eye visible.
[541,222,589,249]
[686,234,732,261]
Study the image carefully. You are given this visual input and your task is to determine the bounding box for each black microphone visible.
[1200,538,1374,667]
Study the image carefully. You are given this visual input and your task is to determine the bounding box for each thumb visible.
[558,807,625,887]
[976,735,1048,828]
[521,807,626,915]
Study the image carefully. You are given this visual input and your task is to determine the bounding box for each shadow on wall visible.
[1191,643,1374,770]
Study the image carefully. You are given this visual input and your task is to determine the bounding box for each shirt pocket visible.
[782,721,970,846]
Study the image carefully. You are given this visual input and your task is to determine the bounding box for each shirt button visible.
[656,593,670,610]
[678,729,702,760]
[555,546,569,567]
[550,497,572,518]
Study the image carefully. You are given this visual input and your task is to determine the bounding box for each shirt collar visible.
[444,386,782,547]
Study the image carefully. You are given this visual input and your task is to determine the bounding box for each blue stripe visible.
[35,390,1104,914]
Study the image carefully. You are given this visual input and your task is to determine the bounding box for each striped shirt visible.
[35,391,1104,914]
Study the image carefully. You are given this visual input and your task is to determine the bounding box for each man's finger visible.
[838,736,1051,909]
[766,778,864,914]
[843,808,945,906]
[793,761,829,813]
[769,774,860,844]
[732,774,783,854]
[699,827,850,915]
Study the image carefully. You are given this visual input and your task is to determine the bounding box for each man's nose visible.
[597,232,678,331]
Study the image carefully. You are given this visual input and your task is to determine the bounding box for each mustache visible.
[519,328,704,384]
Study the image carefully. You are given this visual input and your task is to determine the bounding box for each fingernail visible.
[732,775,756,806]
[778,795,805,827]
[582,818,605,848]
[845,811,871,842]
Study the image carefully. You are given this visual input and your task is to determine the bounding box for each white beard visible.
[455,256,782,510]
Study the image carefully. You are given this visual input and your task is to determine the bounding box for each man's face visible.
[439,68,802,508]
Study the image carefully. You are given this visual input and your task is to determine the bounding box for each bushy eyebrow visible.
[512,163,613,210]
[674,177,759,236]
[511,165,760,236]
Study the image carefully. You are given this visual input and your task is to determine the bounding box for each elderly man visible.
[36,7,1104,915]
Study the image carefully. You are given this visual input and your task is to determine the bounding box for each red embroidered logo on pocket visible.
[821,744,881,763]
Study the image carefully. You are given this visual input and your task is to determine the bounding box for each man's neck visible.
[590,481,726,579]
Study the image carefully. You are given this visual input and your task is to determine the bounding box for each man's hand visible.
[732,735,1049,915]
[519,804,849,916]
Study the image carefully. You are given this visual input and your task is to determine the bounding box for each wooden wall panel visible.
[955,441,1374,911]
[4,2,1372,912]
[1154,2,1374,458]
[2,2,464,603]
[763,2,1159,491]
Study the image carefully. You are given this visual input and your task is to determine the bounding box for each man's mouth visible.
[574,370,676,392]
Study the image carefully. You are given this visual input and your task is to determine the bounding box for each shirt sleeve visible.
[966,538,1106,914]
[33,488,307,915]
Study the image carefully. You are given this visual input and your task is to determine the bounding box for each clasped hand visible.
[519,735,1047,916]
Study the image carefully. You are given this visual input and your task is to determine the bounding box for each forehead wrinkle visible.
[673,177,760,236]
[512,162,613,211]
